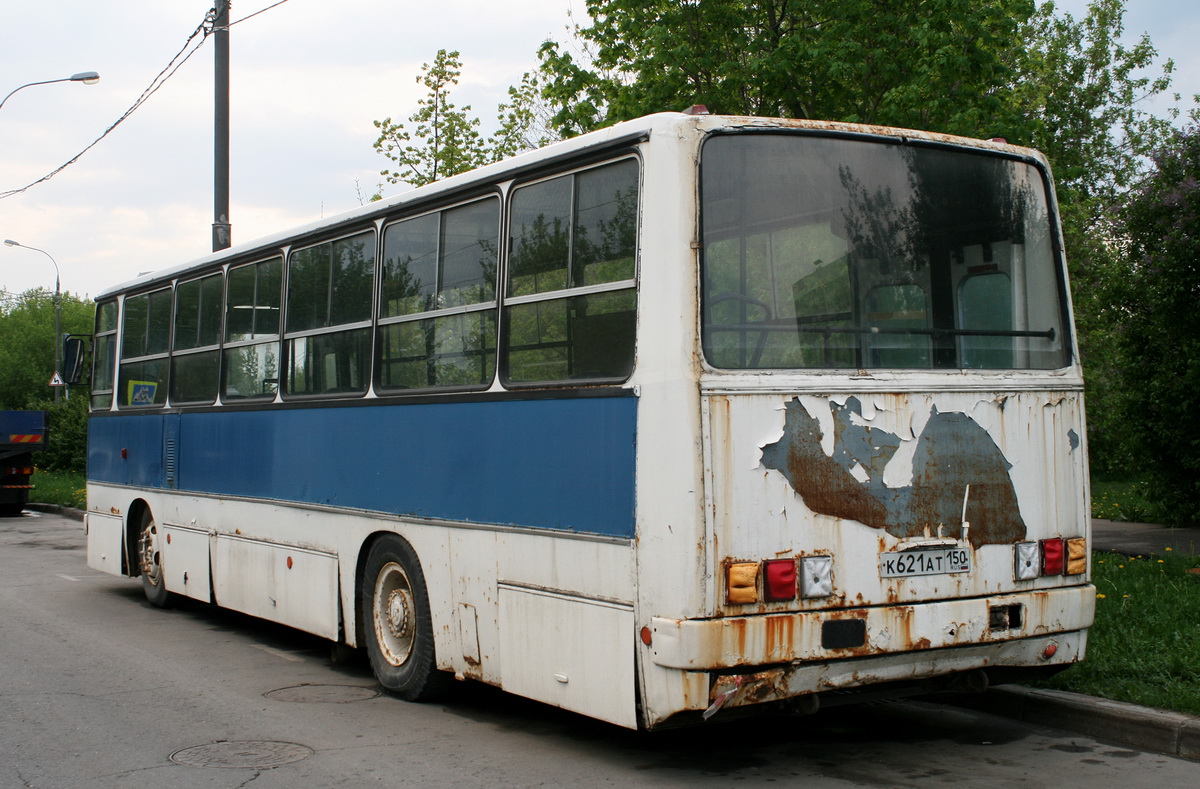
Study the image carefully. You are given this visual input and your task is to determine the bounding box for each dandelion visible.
[1158,560,1165,564]
[1166,547,1174,552]
[1118,564,1125,569]
[1096,593,1107,599]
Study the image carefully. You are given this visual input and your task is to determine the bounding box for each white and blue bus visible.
[85,111,1094,729]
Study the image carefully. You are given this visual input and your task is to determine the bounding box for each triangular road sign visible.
[49,372,65,386]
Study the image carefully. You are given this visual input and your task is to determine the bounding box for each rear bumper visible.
[649,584,1095,670]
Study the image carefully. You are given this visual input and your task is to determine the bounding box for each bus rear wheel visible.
[136,509,173,608]
[361,535,448,702]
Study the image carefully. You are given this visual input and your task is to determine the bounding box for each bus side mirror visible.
[63,336,86,385]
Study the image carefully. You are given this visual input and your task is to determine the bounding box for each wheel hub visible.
[386,588,413,640]
[373,562,416,666]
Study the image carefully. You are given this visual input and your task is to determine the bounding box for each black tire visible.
[0,501,23,517]
[361,535,449,702]
[136,508,173,608]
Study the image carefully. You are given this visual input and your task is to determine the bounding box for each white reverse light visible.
[800,555,833,599]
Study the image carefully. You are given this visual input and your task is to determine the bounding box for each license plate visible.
[881,548,971,578]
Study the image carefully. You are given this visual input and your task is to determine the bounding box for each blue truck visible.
[1,410,47,516]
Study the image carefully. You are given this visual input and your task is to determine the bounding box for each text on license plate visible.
[880,548,971,578]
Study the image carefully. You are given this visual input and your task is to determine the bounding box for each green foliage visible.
[373,51,553,189]
[1110,126,1200,525]
[374,50,487,188]
[1038,551,1200,716]
[25,395,89,473]
[0,289,95,410]
[1012,0,1178,213]
[536,0,1038,140]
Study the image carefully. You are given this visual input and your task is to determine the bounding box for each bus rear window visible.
[700,134,1069,371]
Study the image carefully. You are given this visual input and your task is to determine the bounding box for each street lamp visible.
[4,240,63,402]
[0,71,101,111]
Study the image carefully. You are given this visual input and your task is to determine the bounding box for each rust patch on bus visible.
[760,397,1025,547]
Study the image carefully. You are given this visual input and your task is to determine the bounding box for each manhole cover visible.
[263,684,381,703]
[170,741,313,769]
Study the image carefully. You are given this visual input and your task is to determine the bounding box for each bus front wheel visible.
[136,509,173,608]
[361,535,448,702]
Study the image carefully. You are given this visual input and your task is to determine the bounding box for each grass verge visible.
[29,469,86,509]
[1033,550,1200,717]
[1090,478,1156,522]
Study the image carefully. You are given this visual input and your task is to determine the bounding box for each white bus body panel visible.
[85,512,124,576]
[162,523,212,603]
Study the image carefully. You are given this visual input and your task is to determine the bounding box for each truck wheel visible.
[137,509,173,608]
[0,502,23,517]
[361,535,449,702]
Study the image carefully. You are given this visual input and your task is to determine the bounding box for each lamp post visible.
[4,240,62,402]
[0,71,100,111]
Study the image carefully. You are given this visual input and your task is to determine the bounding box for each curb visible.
[951,684,1200,760]
[24,503,86,521]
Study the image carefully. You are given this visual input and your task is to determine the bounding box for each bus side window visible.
[224,257,282,401]
[118,288,171,408]
[284,232,375,397]
[377,197,499,392]
[504,158,638,385]
[91,301,118,410]
[171,272,223,404]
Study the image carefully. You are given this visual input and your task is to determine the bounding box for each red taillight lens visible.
[763,559,797,601]
[1041,538,1065,575]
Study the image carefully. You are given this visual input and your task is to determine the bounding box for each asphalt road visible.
[1,510,1196,788]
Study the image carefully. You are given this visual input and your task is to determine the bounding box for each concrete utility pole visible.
[213,0,232,252]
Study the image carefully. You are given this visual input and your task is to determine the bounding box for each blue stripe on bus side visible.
[88,396,637,538]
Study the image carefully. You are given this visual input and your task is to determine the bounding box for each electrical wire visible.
[231,0,293,27]
[0,1,294,201]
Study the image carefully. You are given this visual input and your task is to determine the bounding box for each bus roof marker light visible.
[682,104,710,115]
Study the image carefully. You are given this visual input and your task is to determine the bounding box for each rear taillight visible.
[725,555,834,605]
[1042,538,1065,575]
[763,559,797,601]
[1015,537,1087,580]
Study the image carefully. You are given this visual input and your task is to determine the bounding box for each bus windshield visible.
[700,133,1069,370]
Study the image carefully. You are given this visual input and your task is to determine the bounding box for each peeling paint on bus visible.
[760,397,1026,548]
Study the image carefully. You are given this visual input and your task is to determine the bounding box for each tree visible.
[373,51,554,190]
[373,50,489,188]
[0,289,95,473]
[536,0,1038,140]
[0,289,94,410]
[1111,126,1200,524]
[1006,1,1182,477]
[1011,0,1177,216]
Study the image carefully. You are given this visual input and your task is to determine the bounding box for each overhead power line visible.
[0,1,294,201]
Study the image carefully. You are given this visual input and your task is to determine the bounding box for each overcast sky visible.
[1,0,1195,301]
